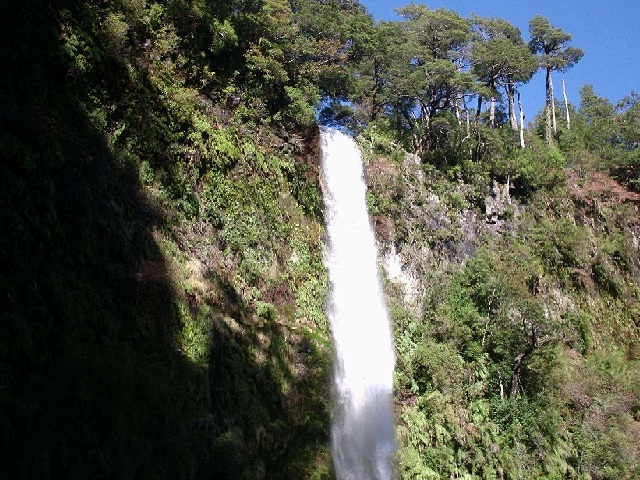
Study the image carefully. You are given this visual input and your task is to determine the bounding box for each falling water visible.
[320,127,396,480]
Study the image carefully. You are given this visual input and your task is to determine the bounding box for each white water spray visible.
[320,128,396,480]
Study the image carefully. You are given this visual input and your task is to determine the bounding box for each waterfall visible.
[320,127,396,480]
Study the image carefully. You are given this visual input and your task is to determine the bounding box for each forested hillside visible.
[1,1,639,479]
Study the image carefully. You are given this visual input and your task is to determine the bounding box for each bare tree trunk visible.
[489,96,496,127]
[507,82,518,130]
[466,108,471,138]
[545,67,553,145]
[518,92,525,148]
[420,100,431,131]
[510,346,533,397]
[476,95,483,123]
[397,97,430,154]
[399,105,423,154]
[474,128,482,162]
[562,78,571,130]
[550,72,557,135]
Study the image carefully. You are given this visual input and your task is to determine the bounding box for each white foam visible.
[321,127,396,480]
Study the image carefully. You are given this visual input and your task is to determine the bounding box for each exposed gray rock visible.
[485,177,512,225]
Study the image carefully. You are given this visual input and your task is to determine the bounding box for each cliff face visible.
[363,143,640,478]
[0,2,333,479]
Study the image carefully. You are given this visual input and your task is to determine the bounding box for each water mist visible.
[320,127,396,480]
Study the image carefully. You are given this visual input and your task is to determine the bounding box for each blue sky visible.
[358,0,640,122]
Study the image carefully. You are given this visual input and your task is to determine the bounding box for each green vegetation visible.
[2,0,639,479]
[0,0,349,477]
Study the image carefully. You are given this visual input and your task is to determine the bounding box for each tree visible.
[393,5,474,153]
[529,15,583,145]
[238,0,375,127]
[577,85,640,169]
[291,0,377,104]
[244,0,297,89]
[349,20,406,123]
[471,16,537,129]
[618,92,640,159]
